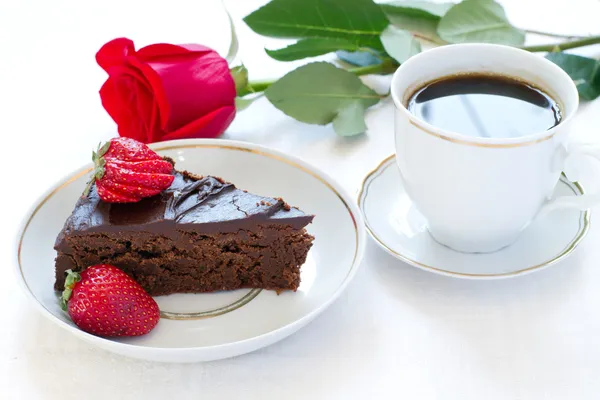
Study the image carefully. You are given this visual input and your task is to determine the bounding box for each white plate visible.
[358,155,590,279]
[14,139,366,363]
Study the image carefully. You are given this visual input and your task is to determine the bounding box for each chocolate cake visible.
[54,170,314,296]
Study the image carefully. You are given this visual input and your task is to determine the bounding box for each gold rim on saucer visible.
[357,154,591,278]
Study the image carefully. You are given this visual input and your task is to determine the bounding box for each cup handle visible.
[539,142,600,215]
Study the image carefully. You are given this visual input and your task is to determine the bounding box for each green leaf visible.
[235,94,264,111]
[223,2,239,64]
[382,10,441,43]
[437,0,525,45]
[61,270,81,311]
[264,62,380,135]
[380,26,421,64]
[97,141,111,157]
[336,50,383,67]
[243,0,389,49]
[380,1,453,20]
[266,38,359,62]
[332,102,368,136]
[380,0,451,43]
[230,65,249,95]
[546,53,600,101]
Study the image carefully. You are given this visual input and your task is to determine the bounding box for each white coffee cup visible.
[390,43,600,253]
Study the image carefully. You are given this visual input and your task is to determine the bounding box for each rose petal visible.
[97,39,236,144]
[129,80,157,143]
[126,57,171,133]
[125,44,218,131]
[96,38,136,72]
[121,79,162,144]
[100,78,143,143]
[160,105,235,141]
[147,97,162,144]
[118,69,155,142]
[144,51,236,133]
[135,43,213,60]
[99,65,160,143]
[100,72,142,141]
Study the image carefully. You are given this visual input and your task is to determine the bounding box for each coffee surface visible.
[407,75,561,138]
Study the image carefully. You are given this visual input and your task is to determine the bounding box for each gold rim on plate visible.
[159,288,263,321]
[17,142,360,322]
[357,154,591,278]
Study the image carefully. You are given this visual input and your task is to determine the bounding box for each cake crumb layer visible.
[55,225,314,296]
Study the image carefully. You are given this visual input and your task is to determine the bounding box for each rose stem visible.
[524,29,587,40]
[521,35,600,52]
[245,81,272,93]
[244,59,399,94]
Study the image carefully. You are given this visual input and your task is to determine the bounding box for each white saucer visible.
[14,139,366,363]
[358,155,590,279]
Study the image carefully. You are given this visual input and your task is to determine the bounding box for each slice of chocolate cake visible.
[54,171,314,296]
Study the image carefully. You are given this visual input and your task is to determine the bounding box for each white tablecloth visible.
[2,0,600,398]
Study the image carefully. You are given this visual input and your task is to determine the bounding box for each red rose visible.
[96,38,236,143]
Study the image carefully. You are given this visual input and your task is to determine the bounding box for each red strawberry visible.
[61,264,160,337]
[84,137,174,203]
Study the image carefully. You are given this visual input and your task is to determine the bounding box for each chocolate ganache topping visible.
[54,171,313,251]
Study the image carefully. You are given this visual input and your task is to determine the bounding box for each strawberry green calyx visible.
[60,269,81,311]
[80,137,175,203]
[83,141,111,196]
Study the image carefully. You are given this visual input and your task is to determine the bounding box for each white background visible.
[2,0,600,398]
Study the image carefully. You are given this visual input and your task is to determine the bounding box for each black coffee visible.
[407,74,561,138]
